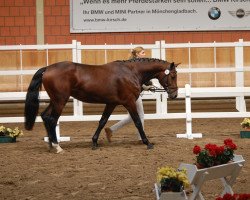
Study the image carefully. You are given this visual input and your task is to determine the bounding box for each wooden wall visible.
[0,49,72,91]
[165,47,249,88]
[244,47,250,86]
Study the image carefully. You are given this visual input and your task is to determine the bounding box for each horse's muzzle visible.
[168,89,178,99]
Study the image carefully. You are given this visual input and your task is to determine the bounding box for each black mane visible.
[115,58,167,64]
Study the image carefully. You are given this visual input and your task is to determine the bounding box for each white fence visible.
[0,40,250,139]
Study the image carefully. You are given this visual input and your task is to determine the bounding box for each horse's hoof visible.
[147,143,154,149]
[56,148,64,154]
[92,144,98,150]
[51,143,64,154]
[49,147,64,154]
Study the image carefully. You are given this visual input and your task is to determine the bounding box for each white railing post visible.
[20,45,23,91]
[151,41,161,59]
[159,40,167,114]
[77,41,82,63]
[176,84,202,139]
[160,40,166,60]
[73,41,83,116]
[161,92,168,114]
[73,99,83,116]
[185,84,193,138]
[214,41,217,87]
[188,41,192,86]
[235,39,246,112]
[72,40,77,62]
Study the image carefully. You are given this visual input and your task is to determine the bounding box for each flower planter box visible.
[240,130,250,138]
[154,184,188,200]
[178,155,245,200]
[0,136,16,143]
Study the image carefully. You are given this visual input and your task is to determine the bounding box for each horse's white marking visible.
[164,69,170,75]
[52,143,64,154]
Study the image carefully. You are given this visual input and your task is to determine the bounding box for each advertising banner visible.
[70,0,250,32]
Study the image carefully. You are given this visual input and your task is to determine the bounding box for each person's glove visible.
[142,84,155,91]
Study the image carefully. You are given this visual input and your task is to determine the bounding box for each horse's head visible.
[157,62,179,99]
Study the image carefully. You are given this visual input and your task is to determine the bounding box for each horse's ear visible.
[175,63,181,67]
[170,62,175,70]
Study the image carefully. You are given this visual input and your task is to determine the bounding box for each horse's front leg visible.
[92,104,116,150]
[125,102,154,150]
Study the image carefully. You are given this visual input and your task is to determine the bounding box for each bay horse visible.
[24,58,178,153]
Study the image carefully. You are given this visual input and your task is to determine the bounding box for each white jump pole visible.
[176,84,202,139]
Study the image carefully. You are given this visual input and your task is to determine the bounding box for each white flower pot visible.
[154,184,188,200]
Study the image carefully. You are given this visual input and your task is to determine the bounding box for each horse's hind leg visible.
[41,103,64,153]
[92,104,116,150]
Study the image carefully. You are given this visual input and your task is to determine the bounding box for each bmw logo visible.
[208,7,221,20]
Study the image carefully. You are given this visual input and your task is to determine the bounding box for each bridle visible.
[153,70,178,94]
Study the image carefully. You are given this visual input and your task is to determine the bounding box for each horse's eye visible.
[171,72,176,78]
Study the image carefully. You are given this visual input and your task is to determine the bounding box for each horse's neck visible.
[135,63,162,83]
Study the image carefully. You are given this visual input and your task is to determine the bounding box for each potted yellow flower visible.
[0,125,23,143]
[241,118,250,129]
[240,118,250,138]
[155,166,189,200]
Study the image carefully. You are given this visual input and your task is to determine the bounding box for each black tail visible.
[25,67,46,130]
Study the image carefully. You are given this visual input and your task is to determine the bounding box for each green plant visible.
[241,118,250,129]
[157,166,190,192]
[0,125,23,138]
[193,138,237,168]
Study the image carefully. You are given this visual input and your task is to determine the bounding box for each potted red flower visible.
[193,138,237,168]
[216,193,250,200]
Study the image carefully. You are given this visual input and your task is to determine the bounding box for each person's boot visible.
[105,127,113,143]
